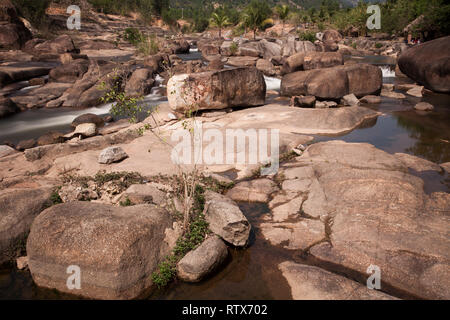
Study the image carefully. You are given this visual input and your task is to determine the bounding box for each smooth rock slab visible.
[279,262,396,300]
[118,184,166,205]
[360,95,381,104]
[295,141,450,299]
[0,145,17,158]
[414,102,434,111]
[226,179,279,203]
[261,220,325,250]
[394,153,442,172]
[98,146,128,164]
[27,202,178,299]
[204,191,251,247]
[177,235,228,282]
[214,104,380,135]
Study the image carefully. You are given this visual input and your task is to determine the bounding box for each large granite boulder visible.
[281,64,382,99]
[283,52,343,74]
[322,29,343,43]
[398,36,450,93]
[0,188,52,264]
[71,113,104,128]
[167,67,266,113]
[124,68,155,97]
[27,202,180,299]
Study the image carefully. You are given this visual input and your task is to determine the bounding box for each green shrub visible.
[298,30,316,42]
[375,42,383,49]
[123,27,144,45]
[230,42,238,55]
[12,0,51,28]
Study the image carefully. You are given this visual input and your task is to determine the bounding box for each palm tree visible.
[210,9,230,38]
[275,5,290,35]
[242,0,271,40]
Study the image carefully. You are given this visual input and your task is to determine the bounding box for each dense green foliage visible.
[11,0,51,28]
[9,0,450,39]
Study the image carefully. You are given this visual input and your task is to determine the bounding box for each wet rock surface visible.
[261,141,449,299]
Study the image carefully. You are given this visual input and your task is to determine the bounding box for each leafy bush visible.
[375,42,383,49]
[298,30,316,42]
[230,41,238,55]
[11,0,51,28]
[123,27,144,45]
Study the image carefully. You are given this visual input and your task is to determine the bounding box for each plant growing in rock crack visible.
[99,68,147,123]
[150,82,216,288]
[151,184,209,288]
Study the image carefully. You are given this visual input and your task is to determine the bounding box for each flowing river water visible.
[0,51,449,299]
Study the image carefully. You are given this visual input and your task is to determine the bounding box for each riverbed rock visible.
[440,162,450,173]
[227,56,258,67]
[16,256,28,270]
[37,131,65,146]
[281,64,382,99]
[204,191,251,247]
[282,52,306,74]
[283,140,450,299]
[394,153,442,172]
[381,90,406,99]
[406,85,424,98]
[227,179,279,203]
[303,52,343,70]
[0,144,17,158]
[259,39,282,60]
[71,113,105,128]
[0,188,52,264]
[124,68,155,97]
[26,201,179,299]
[0,97,18,118]
[414,102,434,111]
[49,59,89,83]
[341,93,359,106]
[15,139,36,151]
[256,59,276,76]
[360,95,381,104]
[398,36,450,93]
[167,67,266,113]
[177,235,228,282]
[118,184,166,206]
[322,29,343,43]
[60,60,117,108]
[290,95,316,108]
[65,123,97,139]
[30,35,78,55]
[11,82,72,109]
[98,146,128,164]
[214,104,379,135]
[279,262,396,300]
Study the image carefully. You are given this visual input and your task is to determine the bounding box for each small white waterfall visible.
[380,66,396,78]
[264,76,281,91]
